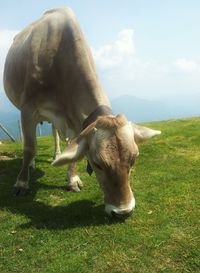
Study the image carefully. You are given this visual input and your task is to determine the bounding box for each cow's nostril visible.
[111,210,133,219]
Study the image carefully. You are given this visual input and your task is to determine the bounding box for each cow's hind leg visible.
[66,163,83,192]
[14,112,37,196]
[52,124,61,160]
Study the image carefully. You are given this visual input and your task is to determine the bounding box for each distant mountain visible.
[0,92,51,140]
[0,92,199,140]
[0,109,51,140]
[111,95,168,122]
[111,95,200,122]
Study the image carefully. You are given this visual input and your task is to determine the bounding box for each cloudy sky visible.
[0,0,200,107]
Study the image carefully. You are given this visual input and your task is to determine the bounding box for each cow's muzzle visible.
[105,198,135,219]
[111,209,133,219]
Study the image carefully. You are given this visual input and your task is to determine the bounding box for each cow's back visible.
[3,8,98,111]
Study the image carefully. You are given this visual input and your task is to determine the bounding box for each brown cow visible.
[3,8,161,218]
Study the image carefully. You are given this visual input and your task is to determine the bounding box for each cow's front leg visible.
[66,163,83,192]
[14,112,37,196]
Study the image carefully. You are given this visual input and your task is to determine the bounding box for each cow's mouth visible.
[111,209,133,219]
[105,197,135,219]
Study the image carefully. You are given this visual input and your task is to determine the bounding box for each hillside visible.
[0,117,199,273]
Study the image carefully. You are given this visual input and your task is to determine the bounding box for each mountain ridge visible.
[0,93,199,139]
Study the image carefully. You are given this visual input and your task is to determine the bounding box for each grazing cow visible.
[4,8,161,218]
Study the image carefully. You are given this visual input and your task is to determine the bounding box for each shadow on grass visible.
[0,157,122,230]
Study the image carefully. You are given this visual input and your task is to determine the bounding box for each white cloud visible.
[0,30,19,92]
[173,58,199,72]
[91,29,135,69]
[91,28,171,83]
[91,29,200,100]
[91,29,169,98]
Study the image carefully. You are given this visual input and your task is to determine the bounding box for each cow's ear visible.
[52,122,97,167]
[132,124,161,144]
[52,137,87,166]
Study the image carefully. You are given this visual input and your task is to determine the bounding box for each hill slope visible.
[0,117,199,273]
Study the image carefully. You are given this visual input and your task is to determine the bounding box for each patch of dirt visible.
[0,155,16,161]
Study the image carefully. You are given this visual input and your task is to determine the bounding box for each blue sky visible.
[0,0,200,108]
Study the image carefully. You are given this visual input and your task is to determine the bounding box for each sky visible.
[0,0,200,109]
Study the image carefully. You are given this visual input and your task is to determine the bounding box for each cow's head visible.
[52,115,161,218]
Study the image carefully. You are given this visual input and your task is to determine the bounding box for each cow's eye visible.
[93,162,103,170]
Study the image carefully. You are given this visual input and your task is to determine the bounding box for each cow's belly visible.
[38,105,76,141]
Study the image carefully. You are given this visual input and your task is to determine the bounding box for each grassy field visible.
[0,117,199,273]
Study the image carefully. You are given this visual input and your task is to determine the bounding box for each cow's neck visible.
[64,77,112,132]
[82,105,113,130]
[66,84,112,132]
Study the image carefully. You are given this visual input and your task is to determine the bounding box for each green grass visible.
[0,117,199,273]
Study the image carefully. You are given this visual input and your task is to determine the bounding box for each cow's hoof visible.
[66,185,81,192]
[66,175,83,192]
[13,187,29,196]
[14,180,29,196]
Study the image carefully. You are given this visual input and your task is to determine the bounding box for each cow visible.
[3,7,161,218]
